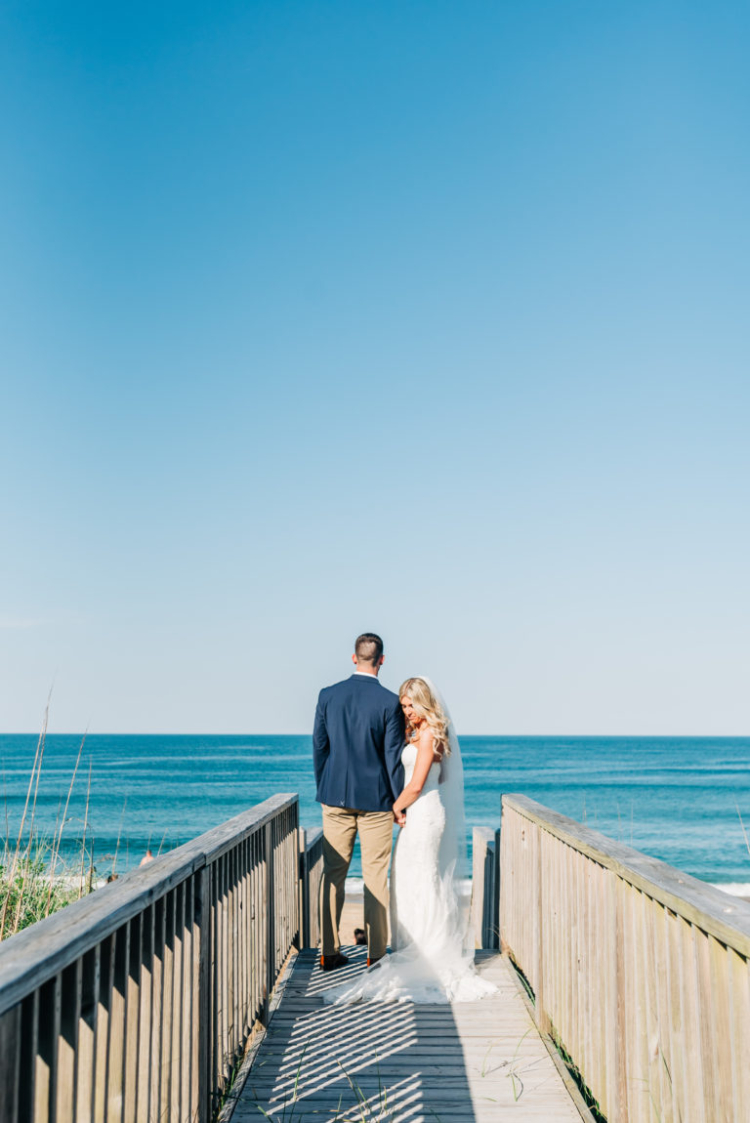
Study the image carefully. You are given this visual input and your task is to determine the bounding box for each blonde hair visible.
[399,677,451,758]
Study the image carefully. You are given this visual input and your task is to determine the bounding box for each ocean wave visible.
[711,882,750,898]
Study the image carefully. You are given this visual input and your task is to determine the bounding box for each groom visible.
[313,633,405,970]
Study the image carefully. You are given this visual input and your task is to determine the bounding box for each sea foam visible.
[712,882,750,898]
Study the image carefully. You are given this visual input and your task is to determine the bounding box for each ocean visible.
[1,734,749,894]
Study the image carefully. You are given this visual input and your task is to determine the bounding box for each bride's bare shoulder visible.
[415,727,436,753]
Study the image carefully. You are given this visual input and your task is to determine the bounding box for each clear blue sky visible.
[2,0,748,734]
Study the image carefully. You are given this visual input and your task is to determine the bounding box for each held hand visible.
[393,810,407,827]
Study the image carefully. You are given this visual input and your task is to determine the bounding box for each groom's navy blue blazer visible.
[313,674,405,812]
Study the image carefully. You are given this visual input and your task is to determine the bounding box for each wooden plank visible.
[93,936,113,1123]
[653,900,674,1123]
[170,883,184,1123]
[136,905,153,1123]
[500,802,514,957]
[640,891,662,1123]
[557,839,570,1050]
[297,828,307,950]
[209,862,220,1104]
[238,839,248,1037]
[195,867,210,1123]
[678,916,704,1123]
[123,914,141,1123]
[493,825,501,951]
[36,974,61,1123]
[248,836,256,1028]
[708,934,733,1123]
[76,946,99,1123]
[729,945,750,1118]
[226,848,236,1066]
[471,827,494,949]
[252,831,260,1014]
[217,853,228,1090]
[181,877,193,1122]
[56,958,81,1122]
[622,883,647,1123]
[306,830,324,952]
[665,908,686,1123]
[574,848,587,1088]
[558,839,571,1056]
[263,821,274,1026]
[160,891,175,1122]
[613,876,628,1123]
[107,923,128,1123]
[18,989,39,1122]
[694,929,719,1123]
[0,1003,21,1123]
[149,897,165,1123]
[535,822,548,1033]
[590,859,606,1112]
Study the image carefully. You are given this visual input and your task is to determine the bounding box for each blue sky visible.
[2,0,748,734]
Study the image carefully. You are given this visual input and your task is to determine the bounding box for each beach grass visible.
[0,704,96,941]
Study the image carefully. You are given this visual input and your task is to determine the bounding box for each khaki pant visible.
[320,805,394,959]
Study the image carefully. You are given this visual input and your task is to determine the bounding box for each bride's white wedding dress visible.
[323,681,496,1005]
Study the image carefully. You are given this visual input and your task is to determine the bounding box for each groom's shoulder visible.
[317,676,353,700]
[379,683,402,711]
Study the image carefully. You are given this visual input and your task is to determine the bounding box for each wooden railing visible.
[0,793,299,1123]
[471,826,501,950]
[298,828,324,951]
[500,793,750,1123]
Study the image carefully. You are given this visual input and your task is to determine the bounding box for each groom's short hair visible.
[355,633,384,665]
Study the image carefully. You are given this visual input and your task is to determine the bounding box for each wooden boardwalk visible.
[228,948,586,1123]
[5,795,745,1120]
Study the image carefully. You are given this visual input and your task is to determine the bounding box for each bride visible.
[323,676,495,1004]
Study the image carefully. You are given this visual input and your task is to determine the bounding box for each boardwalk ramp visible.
[228,947,586,1123]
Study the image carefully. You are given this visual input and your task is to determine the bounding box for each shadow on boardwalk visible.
[232,948,582,1123]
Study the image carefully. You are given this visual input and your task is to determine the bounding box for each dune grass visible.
[0,704,96,941]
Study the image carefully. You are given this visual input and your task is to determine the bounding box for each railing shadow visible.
[246,947,479,1122]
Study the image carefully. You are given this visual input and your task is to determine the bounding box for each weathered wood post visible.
[262,819,275,1026]
[296,828,306,951]
[471,827,499,949]
[195,865,210,1123]
[296,829,324,951]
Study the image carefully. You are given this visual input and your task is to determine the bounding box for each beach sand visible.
[338,889,393,945]
[339,891,364,943]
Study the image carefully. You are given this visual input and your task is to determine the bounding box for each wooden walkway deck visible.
[227,948,586,1123]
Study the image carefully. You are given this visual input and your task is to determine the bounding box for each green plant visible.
[551,1030,606,1122]
[253,1046,308,1123]
[507,1028,531,1102]
[1,707,96,941]
[338,1056,392,1123]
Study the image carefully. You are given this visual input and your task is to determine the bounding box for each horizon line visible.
[1,730,748,739]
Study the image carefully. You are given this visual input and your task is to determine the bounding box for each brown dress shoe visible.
[320,953,349,971]
[367,956,383,967]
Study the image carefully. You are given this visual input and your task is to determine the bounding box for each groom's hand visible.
[394,810,407,827]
